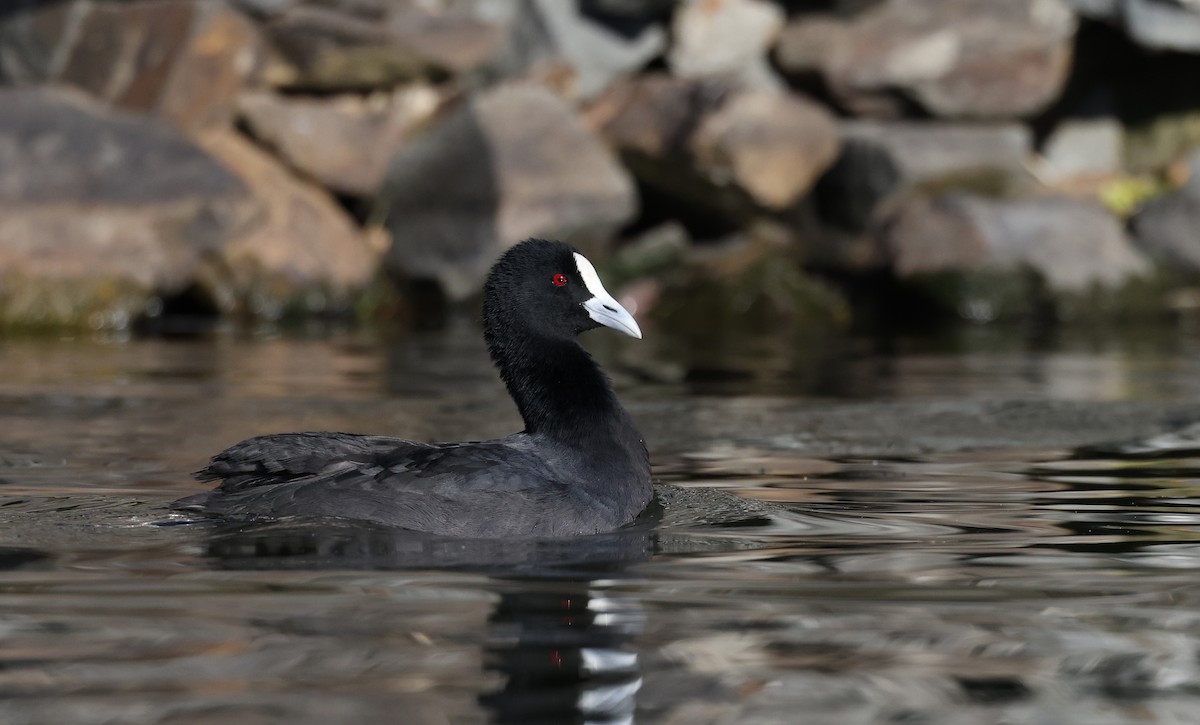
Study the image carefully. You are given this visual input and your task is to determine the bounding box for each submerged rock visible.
[0,88,257,329]
[195,130,383,319]
[778,0,1076,119]
[0,0,264,130]
[237,86,444,198]
[378,83,636,301]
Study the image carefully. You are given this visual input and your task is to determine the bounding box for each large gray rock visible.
[237,86,444,197]
[1130,150,1200,270]
[777,0,1077,119]
[879,194,1149,294]
[668,0,785,90]
[1073,0,1200,53]
[818,121,1033,229]
[378,83,636,301]
[0,0,264,130]
[0,88,257,328]
[592,74,839,215]
[1035,116,1124,185]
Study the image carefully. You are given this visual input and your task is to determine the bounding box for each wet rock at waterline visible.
[649,237,851,335]
[378,83,636,302]
[0,0,264,130]
[0,88,257,329]
[876,194,1150,319]
[777,0,1076,119]
[195,131,383,319]
[236,86,444,198]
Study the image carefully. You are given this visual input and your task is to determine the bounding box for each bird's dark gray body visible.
[177,427,650,538]
[175,239,653,538]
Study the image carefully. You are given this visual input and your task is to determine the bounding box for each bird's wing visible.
[195,432,425,493]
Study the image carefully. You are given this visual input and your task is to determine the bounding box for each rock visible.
[0,88,256,329]
[591,75,839,218]
[262,3,503,90]
[668,0,786,90]
[689,90,840,210]
[237,85,444,198]
[0,0,264,130]
[1073,0,1200,53]
[651,236,851,335]
[495,0,667,100]
[778,0,1077,119]
[195,130,383,318]
[1035,116,1124,185]
[774,15,848,78]
[1130,150,1200,271]
[1072,0,1122,17]
[877,194,1150,317]
[1122,111,1200,175]
[817,121,1033,230]
[589,74,730,159]
[378,83,636,301]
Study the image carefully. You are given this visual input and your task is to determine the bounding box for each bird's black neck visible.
[487,328,633,446]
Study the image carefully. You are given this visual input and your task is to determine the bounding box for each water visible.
[3,324,1200,724]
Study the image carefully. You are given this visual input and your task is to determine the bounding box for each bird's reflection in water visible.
[481,587,643,725]
[202,518,653,724]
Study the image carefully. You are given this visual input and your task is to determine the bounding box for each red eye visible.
[552,273,568,287]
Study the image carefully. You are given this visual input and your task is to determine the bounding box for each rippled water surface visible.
[3,325,1200,724]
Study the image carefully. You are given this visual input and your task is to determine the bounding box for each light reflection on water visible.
[1,327,1200,723]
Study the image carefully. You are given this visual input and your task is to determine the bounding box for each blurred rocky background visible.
[3,0,1200,335]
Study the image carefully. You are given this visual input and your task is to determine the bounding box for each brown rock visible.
[0,0,264,130]
[263,4,502,90]
[0,88,257,328]
[690,89,840,209]
[195,130,383,316]
[591,74,837,215]
[777,0,1077,119]
[587,74,730,159]
[877,196,990,277]
[237,86,444,197]
[379,83,637,301]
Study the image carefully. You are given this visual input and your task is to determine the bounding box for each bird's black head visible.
[483,239,641,344]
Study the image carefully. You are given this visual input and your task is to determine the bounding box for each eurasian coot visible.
[173,239,652,538]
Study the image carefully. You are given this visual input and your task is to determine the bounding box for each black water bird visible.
[174,239,652,538]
